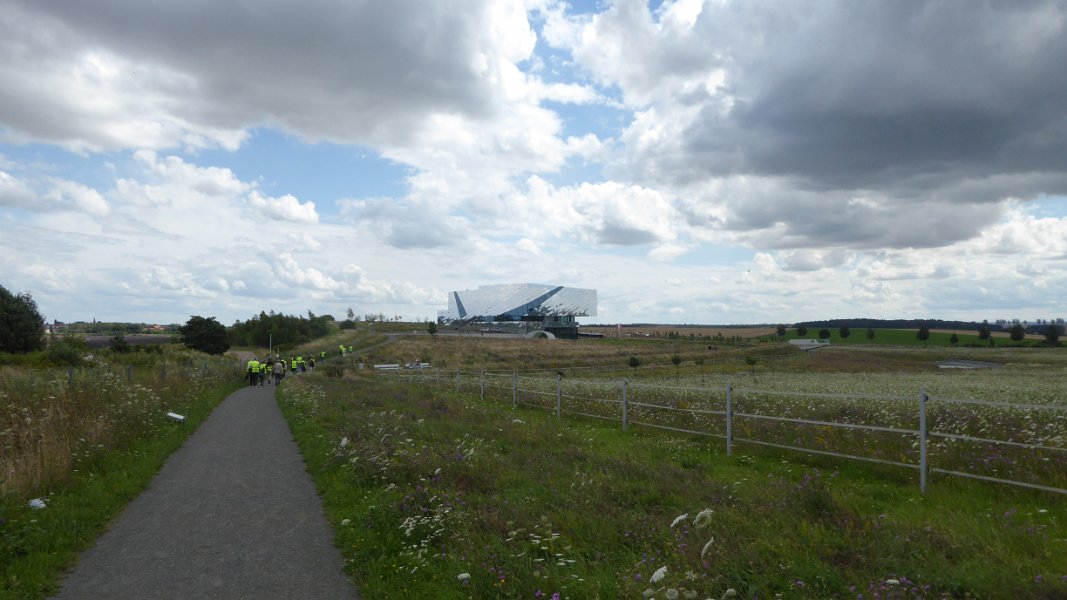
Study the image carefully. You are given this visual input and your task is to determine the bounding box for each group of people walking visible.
[246,351,326,386]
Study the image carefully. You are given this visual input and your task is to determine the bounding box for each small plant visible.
[628,356,641,372]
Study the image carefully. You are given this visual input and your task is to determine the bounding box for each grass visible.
[279,370,1067,599]
[0,349,242,600]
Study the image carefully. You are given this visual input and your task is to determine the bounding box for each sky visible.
[1,0,1065,326]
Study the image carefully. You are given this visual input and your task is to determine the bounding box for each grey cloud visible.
[344,198,468,249]
[584,0,1067,249]
[2,0,502,149]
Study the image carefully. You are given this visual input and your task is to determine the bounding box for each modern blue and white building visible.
[438,283,597,338]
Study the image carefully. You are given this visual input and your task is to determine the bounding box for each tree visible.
[949,333,959,346]
[628,356,641,373]
[776,324,786,339]
[179,316,230,354]
[1045,324,1061,345]
[671,354,682,374]
[427,321,438,340]
[796,325,808,337]
[1009,323,1026,343]
[866,327,876,341]
[110,333,130,353]
[818,328,831,340]
[346,307,355,320]
[0,285,45,353]
[839,326,851,340]
[916,325,930,345]
[977,321,991,340]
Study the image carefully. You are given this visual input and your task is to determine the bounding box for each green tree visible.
[1009,323,1026,343]
[839,326,851,340]
[628,356,641,373]
[818,328,831,340]
[671,354,682,374]
[775,324,786,339]
[949,333,959,346]
[427,321,438,340]
[917,325,930,345]
[1045,324,1061,345]
[866,327,875,340]
[977,321,991,340]
[796,325,808,337]
[0,285,46,353]
[110,333,130,353]
[179,316,230,354]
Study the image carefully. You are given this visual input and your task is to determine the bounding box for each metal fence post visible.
[726,384,733,456]
[919,388,928,493]
[622,379,629,431]
[556,373,562,420]
[512,372,517,409]
[480,371,485,401]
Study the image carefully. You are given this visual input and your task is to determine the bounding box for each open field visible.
[279,336,1067,598]
[584,325,778,338]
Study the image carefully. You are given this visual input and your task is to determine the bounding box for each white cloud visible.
[249,191,318,224]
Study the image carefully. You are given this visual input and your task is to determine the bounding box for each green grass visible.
[280,374,1067,599]
[0,380,240,600]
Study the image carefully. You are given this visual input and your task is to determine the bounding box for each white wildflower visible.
[434,468,442,476]
[666,588,679,600]
[651,566,668,583]
[341,518,351,526]
[457,572,470,582]
[701,537,715,559]
[722,589,737,598]
[693,508,714,529]
[643,589,655,599]
[670,513,688,528]
[339,436,349,448]
[885,578,900,586]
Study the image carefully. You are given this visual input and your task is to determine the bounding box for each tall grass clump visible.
[1,348,240,499]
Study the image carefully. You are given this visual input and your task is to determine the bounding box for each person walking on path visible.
[273,358,285,385]
[50,385,360,600]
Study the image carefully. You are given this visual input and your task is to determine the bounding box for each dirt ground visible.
[584,325,777,338]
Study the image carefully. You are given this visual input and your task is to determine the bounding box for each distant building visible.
[439,283,597,339]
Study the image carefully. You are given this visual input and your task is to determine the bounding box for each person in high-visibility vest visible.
[247,358,260,386]
[320,351,326,361]
[290,356,298,374]
[347,345,353,354]
[297,356,306,372]
[339,344,345,357]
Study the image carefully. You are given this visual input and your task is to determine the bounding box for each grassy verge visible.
[281,375,1066,599]
[0,379,240,600]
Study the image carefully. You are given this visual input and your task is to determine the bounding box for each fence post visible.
[68,367,74,385]
[127,364,132,381]
[160,361,166,381]
[725,384,733,456]
[556,373,562,420]
[622,379,629,431]
[436,368,440,387]
[480,371,485,401]
[512,372,517,409]
[919,387,928,493]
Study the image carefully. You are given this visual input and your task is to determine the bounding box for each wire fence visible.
[395,368,1067,496]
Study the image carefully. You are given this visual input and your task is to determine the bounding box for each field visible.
[279,334,1067,599]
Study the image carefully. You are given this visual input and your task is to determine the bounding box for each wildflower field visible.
[0,347,242,599]
[280,342,1066,599]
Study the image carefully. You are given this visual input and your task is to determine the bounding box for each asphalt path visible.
[51,383,360,600]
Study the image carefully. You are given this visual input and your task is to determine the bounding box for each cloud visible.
[545,0,1067,249]
[248,191,318,224]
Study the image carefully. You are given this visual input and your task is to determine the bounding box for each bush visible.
[47,338,87,366]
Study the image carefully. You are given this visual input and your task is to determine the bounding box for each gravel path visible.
[51,384,360,600]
